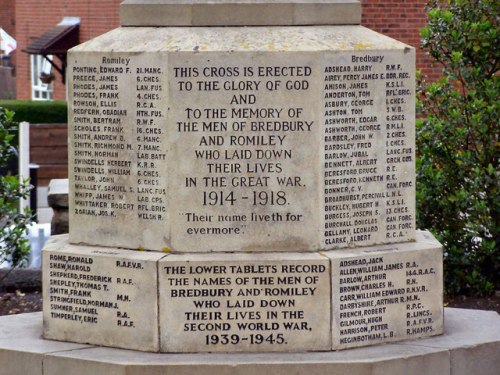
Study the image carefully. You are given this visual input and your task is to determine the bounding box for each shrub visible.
[0,100,67,124]
[0,107,33,272]
[417,0,499,296]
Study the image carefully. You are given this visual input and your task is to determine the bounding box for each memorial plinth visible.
[43,0,443,354]
[43,231,442,352]
[69,25,416,253]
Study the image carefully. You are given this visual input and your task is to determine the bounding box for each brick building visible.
[0,0,15,39]
[11,0,439,101]
[0,0,16,98]
[14,0,121,100]
[362,0,439,81]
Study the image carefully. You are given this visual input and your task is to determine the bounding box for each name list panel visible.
[69,52,170,250]
[43,237,163,351]
[322,50,416,248]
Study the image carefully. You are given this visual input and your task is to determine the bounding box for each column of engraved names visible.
[135,65,167,221]
[172,62,315,237]
[163,260,328,350]
[337,253,437,345]
[47,252,137,329]
[323,54,385,247]
[71,58,132,219]
[337,256,396,345]
[383,62,415,241]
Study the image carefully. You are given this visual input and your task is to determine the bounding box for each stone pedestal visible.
[120,0,362,26]
[43,0,444,356]
[43,235,163,351]
[69,25,416,253]
[43,231,442,352]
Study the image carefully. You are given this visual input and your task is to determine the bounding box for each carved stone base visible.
[43,231,443,352]
[2,309,500,375]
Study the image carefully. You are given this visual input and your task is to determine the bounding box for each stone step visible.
[0,308,498,375]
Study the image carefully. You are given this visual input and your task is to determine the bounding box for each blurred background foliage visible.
[417,0,499,296]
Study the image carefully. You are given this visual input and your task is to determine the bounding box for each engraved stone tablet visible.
[43,235,164,351]
[68,26,416,253]
[159,252,330,352]
[327,230,443,350]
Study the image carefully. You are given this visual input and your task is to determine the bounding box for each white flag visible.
[0,28,17,55]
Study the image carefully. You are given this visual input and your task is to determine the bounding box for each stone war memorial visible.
[0,1,484,374]
[42,0,447,353]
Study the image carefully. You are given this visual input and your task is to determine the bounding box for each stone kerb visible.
[2,308,500,375]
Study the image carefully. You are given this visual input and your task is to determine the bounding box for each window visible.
[30,54,53,100]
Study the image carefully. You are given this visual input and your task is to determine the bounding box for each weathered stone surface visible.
[0,313,90,375]
[120,0,362,27]
[42,235,164,351]
[41,233,441,353]
[68,26,415,253]
[48,179,70,234]
[47,179,69,208]
[327,230,443,349]
[159,252,331,352]
[50,208,69,235]
[1,309,499,375]
[399,308,500,375]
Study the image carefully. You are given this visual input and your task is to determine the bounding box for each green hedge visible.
[417,0,499,296]
[0,100,67,123]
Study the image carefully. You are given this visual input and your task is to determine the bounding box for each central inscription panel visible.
[169,53,321,252]
[68,27,415,253]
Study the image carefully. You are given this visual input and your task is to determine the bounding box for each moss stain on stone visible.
[353,41,374,50]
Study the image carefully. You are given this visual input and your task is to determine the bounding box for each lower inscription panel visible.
[42,235,164,351]
[42,231,442,352]
[159,252,331,352]
[328,231,443,349]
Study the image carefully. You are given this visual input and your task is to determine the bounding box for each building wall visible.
[0,0,16,98]
[15,0,121,100]
[0,0,15,37]
[14,0,441,100]
[361,0,440,81]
